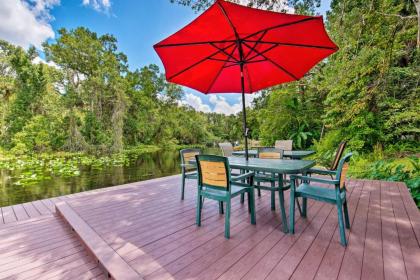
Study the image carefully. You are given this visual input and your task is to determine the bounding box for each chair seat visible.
[201,185,249,200]
[296,183,345,204]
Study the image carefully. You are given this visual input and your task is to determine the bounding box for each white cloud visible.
[0,0,59,49]
[210,95,242,115]
[209,94,259,115]
[32,56,59,68]
[180,93,212,113]
[82,0,111,13]
[180,92,260,115]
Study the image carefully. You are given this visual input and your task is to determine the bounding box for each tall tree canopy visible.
[1,0,419,158]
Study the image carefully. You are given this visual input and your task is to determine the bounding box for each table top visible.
[227,157,315,174]
[232,149,315,159]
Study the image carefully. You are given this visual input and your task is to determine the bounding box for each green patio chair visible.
[275,140,293,151]
[218,142,234,157]
[253,147,289,233]
[180,148,201,200]
[308,141,347,178]
[195,154,256,239]
[289,153,353,246]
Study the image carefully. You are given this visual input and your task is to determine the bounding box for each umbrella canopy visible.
[154,0,338,159]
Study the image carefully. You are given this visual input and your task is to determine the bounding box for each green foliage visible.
[170,0,320,14]
[0,1,419,205]
[0,145,161,186]
[257,85,321,148]
[350,156,420,207]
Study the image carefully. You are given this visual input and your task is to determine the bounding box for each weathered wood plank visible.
[22,202,41,218]
[12,203,29,221]
[397,182,420,247]
[32,200,52,215]
[56,201,142,280]
[1,206,17,223]
[337,179,370,280]
[289,181,358,280]
[381,180,408,280]
[314,180,364,280]
[391,181,420,280]
[361,180,384,280]
[0,176,418,280]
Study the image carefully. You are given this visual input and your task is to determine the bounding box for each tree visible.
[44,27,129,153]
[170,0,321,14]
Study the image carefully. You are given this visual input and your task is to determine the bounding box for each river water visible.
[0,148,219,207]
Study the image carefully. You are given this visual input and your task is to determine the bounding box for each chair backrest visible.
[330,141,347,171]
[196,155,231,191]
[257,147,284,159]
[218,142,233,157]
[180,148,201,170]
[249,140,262,148]
[275,140,293,151]
[335,153,352,190]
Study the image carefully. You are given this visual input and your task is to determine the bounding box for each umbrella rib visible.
[154,40,236,48]
[210,42,239,62]
[242,17,319,41]
[244,30,268,60]
[216,1,240,40]
[242,41,299,80]
[208,57,234,63]
[167,42,236,81]
[245,40,337,50]
[245,43,279,63]
[205,44,238,93]
[223,59,267,69]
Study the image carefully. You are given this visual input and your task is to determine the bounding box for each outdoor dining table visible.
[190,156,316,232]
[232,149,315,159]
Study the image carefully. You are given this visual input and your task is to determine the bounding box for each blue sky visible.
[0,0,332,114]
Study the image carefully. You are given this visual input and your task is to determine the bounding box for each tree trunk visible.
[65,110,86,151]
[414,0,420,47]
[111,87,126,153]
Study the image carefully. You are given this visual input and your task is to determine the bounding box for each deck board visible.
[381,180,408,280]
[0,175,419,279]
[0,215,106,280]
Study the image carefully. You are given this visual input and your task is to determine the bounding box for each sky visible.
[0,0,332,115]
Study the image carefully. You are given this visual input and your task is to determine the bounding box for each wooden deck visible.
[0,175,419,279]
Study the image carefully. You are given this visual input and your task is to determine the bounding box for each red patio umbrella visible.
[154,0,338,160]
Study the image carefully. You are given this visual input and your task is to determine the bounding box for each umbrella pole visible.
[240,63,249,161]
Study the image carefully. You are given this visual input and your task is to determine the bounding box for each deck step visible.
[56,201,142,280]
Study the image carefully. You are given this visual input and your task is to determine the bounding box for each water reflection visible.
[0,148,219,207]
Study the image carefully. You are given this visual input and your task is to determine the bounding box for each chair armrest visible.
[231,172,254,182]
[181,163,196,168]
[290,175,339,185]
[307,168,336,175]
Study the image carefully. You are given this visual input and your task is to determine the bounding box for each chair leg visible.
[181,173,186,200]
[278,190,288,233]
[196,193,202,226]
[337,202,347,246]
[240,193,245,204]
[224,201,231,239]
[247,192,251,213]
[249,189,256,225]
[295,197,303,216]
[289,191,295,234]
[219,201,224,214]
[257,182,261,197]
[270,180,276,210]
[343,200,350,229]
[301,198,307,217]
